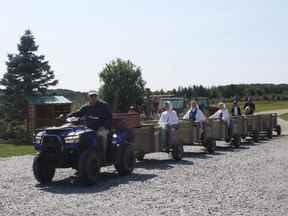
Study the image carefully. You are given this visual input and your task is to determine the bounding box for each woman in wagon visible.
[183,100,206,124]
[209,102,231,126]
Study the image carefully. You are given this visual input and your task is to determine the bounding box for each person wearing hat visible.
[67,90,112,160]
[231,100,241,116]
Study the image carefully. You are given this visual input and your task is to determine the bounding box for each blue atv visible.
[32,117,136,185]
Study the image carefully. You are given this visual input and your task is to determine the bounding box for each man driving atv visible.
[67,90,112,160]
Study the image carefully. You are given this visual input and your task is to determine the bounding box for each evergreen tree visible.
[0,30,58,121]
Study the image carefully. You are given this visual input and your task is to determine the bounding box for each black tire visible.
[205,139,216,154]
[231,135,241,148]
[171,144,184,161]
[78,149,100,185]
[253,131,259,142]
[114,144,136,176]
[135,151,145,161]
[33,154,55,185]
[276,125,282,136]
[267,129,273,139]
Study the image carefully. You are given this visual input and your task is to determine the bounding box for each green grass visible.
[222,100,288,113]
[0,143,35,157]
[280,113,288,121]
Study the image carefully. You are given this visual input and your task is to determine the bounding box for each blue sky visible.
[1,0,288,91]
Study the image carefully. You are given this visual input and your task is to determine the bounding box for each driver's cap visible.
[88,90,98,96]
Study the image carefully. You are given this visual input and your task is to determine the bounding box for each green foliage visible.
[0,30,58,121]
[99,58,146,112]
[0,144,35,157]
[171,84,288,100]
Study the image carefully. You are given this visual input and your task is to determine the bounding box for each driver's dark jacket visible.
[68,101,112,130]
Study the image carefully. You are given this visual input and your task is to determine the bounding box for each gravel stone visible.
[1,130,288,215]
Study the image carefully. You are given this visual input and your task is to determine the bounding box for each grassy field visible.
[280,113,288,121]
[0,143,35,158]
[223,100,288,113]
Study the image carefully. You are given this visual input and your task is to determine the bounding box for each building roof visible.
[27,95,72,105]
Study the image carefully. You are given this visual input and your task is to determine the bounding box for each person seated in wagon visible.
[158,101,179,129]
[209,102,231,126]
[158,101,179,146]
[183,100,206,124]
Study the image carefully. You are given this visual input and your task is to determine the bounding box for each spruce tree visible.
[0,30,58,121]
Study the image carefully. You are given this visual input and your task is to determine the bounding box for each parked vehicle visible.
[32,117,135,185]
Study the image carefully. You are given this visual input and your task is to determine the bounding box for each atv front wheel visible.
[33,154,55,185]
[78,150,100,185]
[115,143,136,176]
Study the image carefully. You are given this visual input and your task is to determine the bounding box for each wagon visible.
[132,122,184,161]
[204,118,242,148]
[257,114,273,139]
[245,115,261,142]
[177,120,216,154]
[271,113,282,136]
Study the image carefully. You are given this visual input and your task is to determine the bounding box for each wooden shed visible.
[26,96,72,132]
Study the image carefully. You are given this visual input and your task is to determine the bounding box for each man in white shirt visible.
[159,101,179,129]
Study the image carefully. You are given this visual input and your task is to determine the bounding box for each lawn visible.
[280,113,288,121]
[0,143,35,158]
[223,100,288,113]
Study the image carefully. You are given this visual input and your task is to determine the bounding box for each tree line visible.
[153,84,288,100]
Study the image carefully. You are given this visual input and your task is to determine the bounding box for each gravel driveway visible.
[1,134,288,215]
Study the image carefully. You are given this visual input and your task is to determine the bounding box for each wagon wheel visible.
[135,151,145,161]
[276,125,282,136]
[205,139,216,154]
[171,144,184,161]
[267,129,273,139]
[231,135,241,148]
[252,131,259,142]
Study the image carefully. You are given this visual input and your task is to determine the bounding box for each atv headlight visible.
[34,131,45,144]
[65,135,80,144]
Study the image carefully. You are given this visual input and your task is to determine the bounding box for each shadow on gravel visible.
[37,172,157,194]
[135,159,193,170]
[215,145,250,152]
[183,151,215,159]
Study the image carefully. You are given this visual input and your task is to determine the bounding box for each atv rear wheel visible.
[78,150,100,185]
[33,154,55,185]
[115,143,136,176]
[171,143,184,161]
